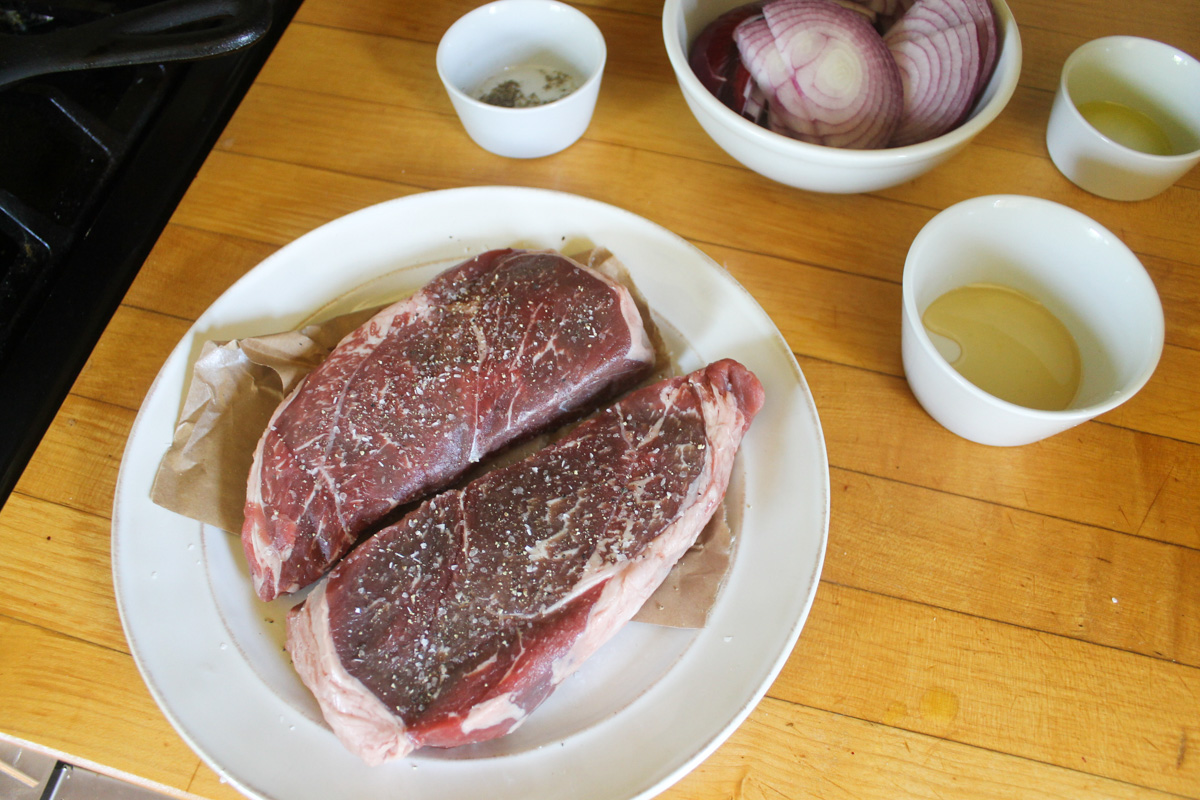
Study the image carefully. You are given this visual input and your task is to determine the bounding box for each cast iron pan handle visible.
[0,0,273,90]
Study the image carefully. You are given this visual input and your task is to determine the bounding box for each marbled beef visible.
[243,249,655,601]
[287,359,764,764]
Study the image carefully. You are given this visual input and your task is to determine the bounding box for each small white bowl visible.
[662,0,1023,194]
[1046,36,1200,201]
[437,0,606,159]
[901,195,1163,446]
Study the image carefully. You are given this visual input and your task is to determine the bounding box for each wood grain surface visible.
[1,0,1197,798]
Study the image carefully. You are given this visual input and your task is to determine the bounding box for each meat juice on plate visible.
[921,282,1082,411]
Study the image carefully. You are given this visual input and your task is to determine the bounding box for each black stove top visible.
[0,0,303,507]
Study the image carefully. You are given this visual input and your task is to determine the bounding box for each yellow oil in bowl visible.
[922,282,1082,411]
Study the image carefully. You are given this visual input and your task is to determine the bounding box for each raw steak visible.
[287,359,765,764]
[243,249,656,601]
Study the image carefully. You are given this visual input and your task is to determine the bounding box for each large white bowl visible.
[662,0,1023,193]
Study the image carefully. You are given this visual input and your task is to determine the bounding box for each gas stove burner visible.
[1,9,53,33]
[0,62,169,363]
[0,0,304,507]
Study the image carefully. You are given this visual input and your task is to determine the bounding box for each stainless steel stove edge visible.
[1,734,180,800]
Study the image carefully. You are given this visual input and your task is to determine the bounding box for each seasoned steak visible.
[287,359,765,763]
[243,249,655,601]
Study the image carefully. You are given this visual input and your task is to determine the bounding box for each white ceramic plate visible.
[113,187,829,800]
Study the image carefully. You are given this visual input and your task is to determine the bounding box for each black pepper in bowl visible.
[476,67,579,108]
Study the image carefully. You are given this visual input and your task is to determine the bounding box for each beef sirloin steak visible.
[287,359,765,764]
[243,249,656,601]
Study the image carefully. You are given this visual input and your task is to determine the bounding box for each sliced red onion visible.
[688,0,1000,151]
[731,60,770,123]
[736,0,902,149]
[883,0,996,145]
[689,3,765,111]
[733,16,795,113]
[962,0,999,96]
[886,0,995,83]
[886,21,979,144]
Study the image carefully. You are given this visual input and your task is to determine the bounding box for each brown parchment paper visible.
[150,249,733,629]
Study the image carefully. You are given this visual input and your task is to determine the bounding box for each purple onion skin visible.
[688,3,765,113]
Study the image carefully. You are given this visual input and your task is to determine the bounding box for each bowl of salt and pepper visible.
[436,0,606,158]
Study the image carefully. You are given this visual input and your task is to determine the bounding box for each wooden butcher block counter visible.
[1,0,1198,797]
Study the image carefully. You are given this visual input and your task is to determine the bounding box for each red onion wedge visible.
[962,0,999,91]
[893,0,997,100]
[883,0,996,145]
[885,22,979,144]
[735,0,903,149]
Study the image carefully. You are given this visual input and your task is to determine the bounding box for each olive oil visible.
[921,283,1082,411]
[1076,99,1174,156]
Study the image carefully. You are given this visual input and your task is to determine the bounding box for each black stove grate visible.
[0,62,170,363]
[0,0,304,507]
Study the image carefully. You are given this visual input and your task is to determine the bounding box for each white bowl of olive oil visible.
[901,195,1163,446]
[437,0,606,159]
[1046,36,1200,201]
